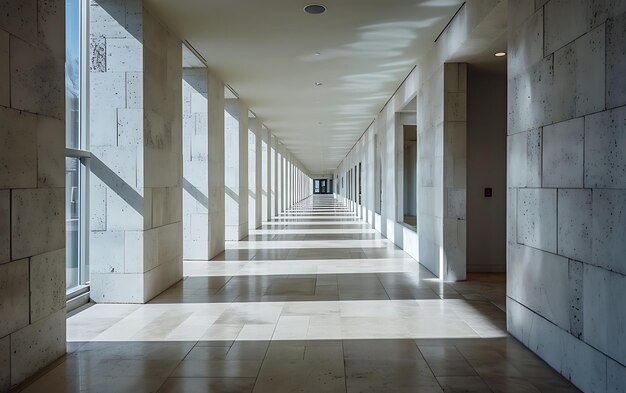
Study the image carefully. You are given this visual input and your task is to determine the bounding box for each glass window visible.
[66,0,81,149]
[65,0,89,292]
[65,157,81,289]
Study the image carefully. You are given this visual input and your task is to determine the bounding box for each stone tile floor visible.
[19,195,580,392]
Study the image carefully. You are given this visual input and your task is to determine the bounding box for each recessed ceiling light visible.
[304,4,327,14]
[495,52,506,57]
[315,82,323,86]
[314,52,321,56]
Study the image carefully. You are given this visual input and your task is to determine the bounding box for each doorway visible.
[314,179,331,194]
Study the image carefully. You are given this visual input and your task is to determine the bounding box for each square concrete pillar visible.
[271,134,278,217]
[416,63,467,282]
[247,117,262,229]
[207,72,225,258]
[182,68,209,260]
[262,127,270,221]
[442,63,467,281]
[89,0,183,303]
[281,148,287,212]
[285,154,290,209]
[224,98,248,240]
[276,142,283,214]
[181,67,224,260]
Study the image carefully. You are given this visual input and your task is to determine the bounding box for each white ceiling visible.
[146,0,464,174]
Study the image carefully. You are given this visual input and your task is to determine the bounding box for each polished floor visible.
[21,195,579,392]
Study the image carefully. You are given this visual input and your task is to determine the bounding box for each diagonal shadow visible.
[183,177,208,209]
[90,155,143,215]
[225,186,239,204]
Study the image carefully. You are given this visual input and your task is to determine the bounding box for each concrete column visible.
[224,99,248,240]
[271,134,277,218]
[277,143,283,213]
[89,1,183,303]
[254,119,263,229]
[287,154,292,208]
[291,160,295,206]
[0,0,66,387]
[417,62,467,282]
[207,72,225,258]
[296,168,300,202]
[281,148,287,212]
[247,116,256,230]
[261,127,270,222]
[441,63,467,281]
[182,68,209,260]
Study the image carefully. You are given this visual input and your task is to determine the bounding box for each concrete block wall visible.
[0,0,66,389]
[89,0,182,303]
[507,1,626,391]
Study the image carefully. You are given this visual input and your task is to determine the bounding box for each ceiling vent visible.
[304,4,327,14]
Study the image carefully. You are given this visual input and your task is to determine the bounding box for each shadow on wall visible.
[183,177,208,209]
[90,155,144,214]
[92,0,144,43]
[225,186,239,204]
[182,73,208,99]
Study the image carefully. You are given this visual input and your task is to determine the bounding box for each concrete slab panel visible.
[542,117,584,188]
[585,101,626,189]
[0,107,37,189]
[29,248,65,323]
[558,189,592,263]
[517,188,557,253]
[0,259,29,338]
[10,309,65,386]
[11,188,64,260]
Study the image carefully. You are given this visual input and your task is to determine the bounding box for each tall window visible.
[65,0,89,291]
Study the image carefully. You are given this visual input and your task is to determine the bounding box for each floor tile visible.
[20,195,580,393]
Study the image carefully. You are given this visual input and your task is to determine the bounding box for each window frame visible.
[65,0,91,295]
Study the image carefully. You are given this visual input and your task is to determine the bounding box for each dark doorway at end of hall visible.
[313,178,333,194]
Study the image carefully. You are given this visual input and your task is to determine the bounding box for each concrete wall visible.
[507,1,626,391]
[0,0,66,389]
[336,68,419,258]
[403,142,417,217]
[467,66,506,272]
[335,1,504,281]
[89,0,182,303]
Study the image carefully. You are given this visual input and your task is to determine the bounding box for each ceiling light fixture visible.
[315,82,323,86]
[304,4,327,14]
[495,52,506,57]
[314,52,321,56]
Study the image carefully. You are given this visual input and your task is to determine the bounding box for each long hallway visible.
[20,196,577,392]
